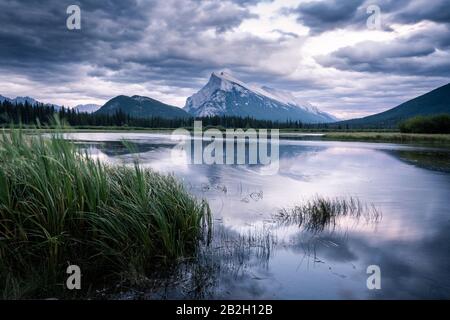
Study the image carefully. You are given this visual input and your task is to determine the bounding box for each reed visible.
[0,126,210,298]
[275,196,381,232]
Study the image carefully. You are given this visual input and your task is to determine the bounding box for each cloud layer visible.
[0,0,449,119]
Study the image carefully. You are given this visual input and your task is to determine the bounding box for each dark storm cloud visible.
[0,0,259,88]
[392,0,450,25]
[289,0,450,34]
[0,0,448,117]
[291,0,365,34]
[316,25,450,77]
[0,0,150,82]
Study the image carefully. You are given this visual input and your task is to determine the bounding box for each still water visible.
[64,132,450,299]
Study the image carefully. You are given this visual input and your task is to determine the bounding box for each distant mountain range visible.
[73,104,101,114]
[95,95,190,119]
[338,83,450,128]
[2,78,449,126]
[184,72,338,123]
[0,95,61,110]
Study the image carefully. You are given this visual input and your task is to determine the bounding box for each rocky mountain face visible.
[184,72,337,123]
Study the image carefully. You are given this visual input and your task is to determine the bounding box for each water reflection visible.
[385,149,450,173]
[63,133,450,299]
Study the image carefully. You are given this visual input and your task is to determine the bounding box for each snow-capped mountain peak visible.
[184,72,337,123]
[211,72,289,103]
[13,96,39,105]
[260,86,339,120]
[0,94,61,110]
[0,95,10,103]
[73,104,102,113]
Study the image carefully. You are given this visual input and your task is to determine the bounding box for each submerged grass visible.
[0,126,210,298]
[275,196,381,233]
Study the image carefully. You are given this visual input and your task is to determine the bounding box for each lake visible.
[64,132,450,299]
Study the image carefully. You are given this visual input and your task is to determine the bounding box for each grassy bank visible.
[0,128,210,299]
[3,124,450,145]
[321,132,450,144]
[0,125,176,133]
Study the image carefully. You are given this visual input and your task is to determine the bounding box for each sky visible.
[0,0,449,119]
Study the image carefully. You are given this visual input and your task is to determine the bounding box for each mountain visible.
[0,95,11,103]
[0,94,61,110]
[12,96,40,105]
[0,95,38,105]
[95,95,190,119]
[340,83,450,128]
[73,104,101,114]
[184,72,337,123]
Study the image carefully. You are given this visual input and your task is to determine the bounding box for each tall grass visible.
[275,196,381,232]
[0,127,210,298]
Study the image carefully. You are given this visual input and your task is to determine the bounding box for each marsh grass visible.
[0,126,210,298]
[275,196,382,233]
[322,131,450,144]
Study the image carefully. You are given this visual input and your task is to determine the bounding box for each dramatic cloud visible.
[291,0,366,34]
[290,0,450,35]
[391,0,450,25]
[0,0,449,118]
[316,24,450,77]
[0,0,256,82]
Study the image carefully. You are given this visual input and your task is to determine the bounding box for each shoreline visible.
[3,126,450,146]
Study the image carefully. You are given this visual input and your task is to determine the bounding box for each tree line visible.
[399,114,450,134]
[0,100,328,129]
